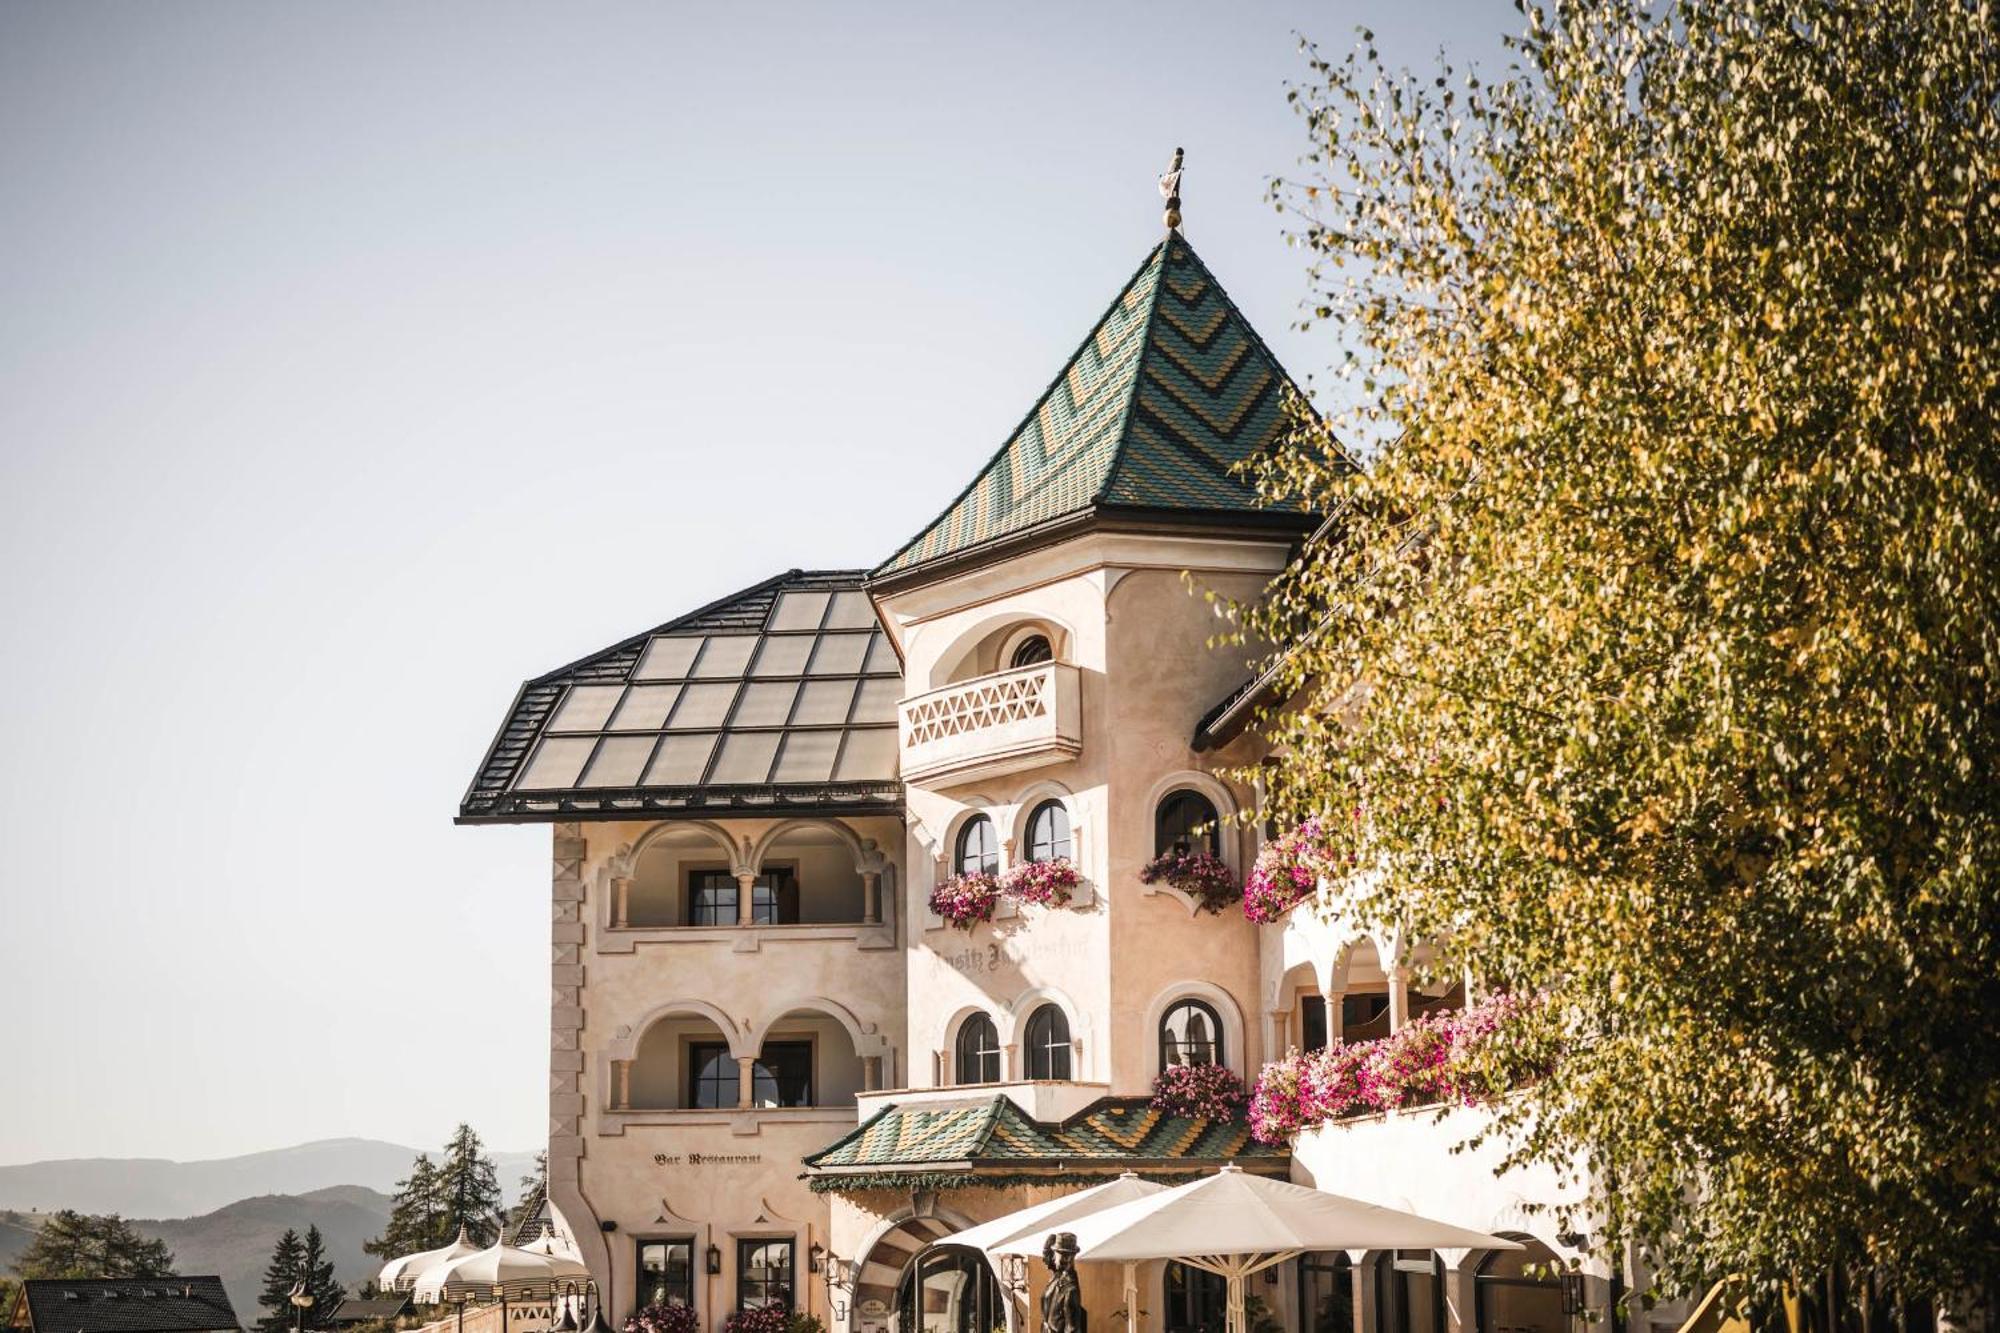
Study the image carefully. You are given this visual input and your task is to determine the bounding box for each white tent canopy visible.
[412,1234,589,1303]
[941,1173,1169,1254]
[939,1172,1171,1324]
[1049,1165,1523,1333]
[378,1227,482,1294]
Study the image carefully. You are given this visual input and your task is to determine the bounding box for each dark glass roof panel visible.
[460,570,906,823]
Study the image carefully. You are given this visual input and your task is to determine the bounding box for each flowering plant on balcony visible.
[626,1306,699,1333]
[1243,818,1334,923]
[722,1306,792,1333]
[1137,850,1239,914]
[1247,992,1527,1143]
[929,871,1001,930]
[1151,1060,1247,1120]
[1001,857,1081,907]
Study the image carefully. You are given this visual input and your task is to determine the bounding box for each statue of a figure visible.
[1041,1232,1087,1333]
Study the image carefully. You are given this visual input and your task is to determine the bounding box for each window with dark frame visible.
[637,1239,695,1309]
[1025,800,1072,862]
[1022,1004,1072,1080]
[688,868,799,925]
[1155,791,1220,857]
[956,815,1000,875]
[749,1041,813,1108]
[1298,1253,1354,1333]
[1164,1261,1227,1333]
[955,1013,1002,1085]
[688,1042,737,1109]
[737,1237,794,1311]
[1008,634,1054,668]
[1377,1251,1447,1333]
[1159,997,1223,1069]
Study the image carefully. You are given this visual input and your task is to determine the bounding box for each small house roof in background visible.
[15,1278,239,1333]
[327,1298,408,1326]
[459,569,904,824]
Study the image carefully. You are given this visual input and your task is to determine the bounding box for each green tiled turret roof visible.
[873,232,1316,579]
[801,1095,1285,1191]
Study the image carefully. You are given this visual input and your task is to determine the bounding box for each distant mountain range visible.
[0,1138,540,1219]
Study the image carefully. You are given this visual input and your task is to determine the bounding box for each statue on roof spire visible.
[1159,147,1184,231]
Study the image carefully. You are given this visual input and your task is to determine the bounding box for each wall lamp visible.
[706,1244,723,1276]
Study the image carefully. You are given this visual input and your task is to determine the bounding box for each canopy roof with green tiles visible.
[459,569,903,823]
[872,231,1321,583]
[801,1095,1286,1192]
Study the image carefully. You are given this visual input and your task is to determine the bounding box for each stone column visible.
[861,871,882,925]
[612,877,631,929]
[1351,1254,1375,1333]
[736,870,758,927]
[863,1055,882,1091]
[1388,968,1411,1032]
[736,1055,757,1109]
[613,1060,631,1110]
[1323,984,1347,1045]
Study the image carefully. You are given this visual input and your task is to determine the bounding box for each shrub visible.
[722,1306,791,1333]
[625,1306,698,1333]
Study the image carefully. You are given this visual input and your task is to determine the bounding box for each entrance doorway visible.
[894,1245,1005,1333]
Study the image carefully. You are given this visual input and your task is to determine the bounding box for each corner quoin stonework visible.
[548,822,612,1285]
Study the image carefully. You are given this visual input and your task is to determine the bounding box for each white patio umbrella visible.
[413,1233,590,1304]
[379,1226,482,1294]
[940,1173,1170,1324]
[1054,1165,1523,1333]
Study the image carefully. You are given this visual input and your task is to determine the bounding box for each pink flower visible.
[1151,1061,1248,1120]
[928,872,1000,930]
[1139,850,1240,914]
[626,1306,699,1333]
[1243,819,1336,923]
[1000,857,1082,907]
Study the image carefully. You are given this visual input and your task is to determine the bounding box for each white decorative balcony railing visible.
[898,661,1082,786]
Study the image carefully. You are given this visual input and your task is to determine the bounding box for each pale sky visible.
[0,1,1509,1165]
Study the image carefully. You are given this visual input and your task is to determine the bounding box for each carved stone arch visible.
[744,994,890,1060]
[1005,983,1091,1080]
[850,1208,980,1331]
[748,817,869,874]
[1007,778,1083,858]
[1142,979,1250,1079]
[629,818,749,873]
[935,1003,1003,1084]
[928,608,1083,689]
[609,998,750,1061]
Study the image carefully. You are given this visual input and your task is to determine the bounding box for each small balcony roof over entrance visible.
[459,569,903,823]
[870,230,1331,590]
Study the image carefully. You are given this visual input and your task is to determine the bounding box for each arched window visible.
[1377,1251,1446,1333]
[1022,1004,1072,1080]
[1159,997,1223,1069]
[1025,800,1072,862]
[1475,1238,1567,1333]
[1156,791,1221,857]
[1298,1253,1353,1333]
[955,815,999,875]
[954,1013,1002,1085]
[1009,634,1054,668]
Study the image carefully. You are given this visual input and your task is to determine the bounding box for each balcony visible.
[898,660,1082,787]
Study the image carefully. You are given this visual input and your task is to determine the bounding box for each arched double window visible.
[955,815,999,875]
[1155,791,1220,858]
[1025,800,1072,862]
[954,1013,1002,1085]
[1159,997,1223,1068]
[1022,1004,1072,1080]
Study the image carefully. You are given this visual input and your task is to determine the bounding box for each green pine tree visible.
[256,1229,307,1333]
[300,1226,345,1324]
[16,1211,174,1279]
[436,1125,501,1245]
[364,1155,445,1260]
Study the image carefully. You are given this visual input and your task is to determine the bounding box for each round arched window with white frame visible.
[1158,997,1223,1069]
[1025,799,1072,862]
[1022,1003,1072,1080]
[954,1013,1002,1085]
[955,814,999,875]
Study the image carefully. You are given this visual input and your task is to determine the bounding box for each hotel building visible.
[460,220,1670,1333]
